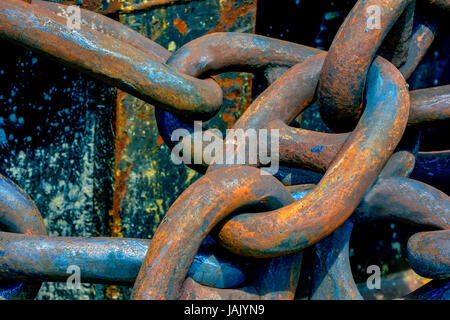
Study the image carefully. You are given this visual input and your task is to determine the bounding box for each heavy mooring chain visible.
[0,0,448,300]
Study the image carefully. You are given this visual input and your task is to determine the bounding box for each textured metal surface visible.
[212,55,409,257]
[109,0,257,299]
[0,0,448,301]
[317,0,414,132]
[0,232,250,289]
[0,174,46,299]
[0,0,223,120]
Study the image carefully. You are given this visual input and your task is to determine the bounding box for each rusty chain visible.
[0,0,449,300]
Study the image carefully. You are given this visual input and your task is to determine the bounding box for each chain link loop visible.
[0,0,448,300]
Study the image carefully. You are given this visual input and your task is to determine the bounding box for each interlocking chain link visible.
[0,0,448,300]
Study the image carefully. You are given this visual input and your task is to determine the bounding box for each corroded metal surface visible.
[0,0,223,120]
[407,230,450,279]
[0,0,448,301]
[0,232,249,289]
[131,165,299,299]
[317,0,414,132]
[212,55,409,257]
[0,174,47,299]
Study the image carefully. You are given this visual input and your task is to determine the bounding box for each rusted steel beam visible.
[114,0,191,14]
[58,0,190,15]
[111,0,258,299]
[105,1,257,301]
[0,0,222,119]
[52,0,450,15]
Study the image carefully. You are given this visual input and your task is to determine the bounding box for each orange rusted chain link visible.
[309,151,449,299]
[180,253,303,300]
[0,0,448,301]
[317,0,415,132]
[131,53,409,298]
[131,166,299,299]
[32,0,171,62]
[0,0,222,120]
[272,85,449,173]
[155,28,447,172]
[208,54,410,257]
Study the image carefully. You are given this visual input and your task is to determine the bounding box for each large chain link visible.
[0,0,448,300]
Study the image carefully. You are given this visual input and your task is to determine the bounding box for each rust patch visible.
[156,135,164,146]
[173,18,188,35]
[212,74,252,129]
[105,285,121,300]
[110,90,129,239]
[208,0,257,33]
[61,0,186,15]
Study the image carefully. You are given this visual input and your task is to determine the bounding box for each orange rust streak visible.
[110,90,130,239]
[118,0,186,14]
[173,18,188,36]
[156,135,164,146]
[214,75,252,129]
[208,0,256,33]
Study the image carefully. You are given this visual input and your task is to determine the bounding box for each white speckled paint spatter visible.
[0,42,114,299]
